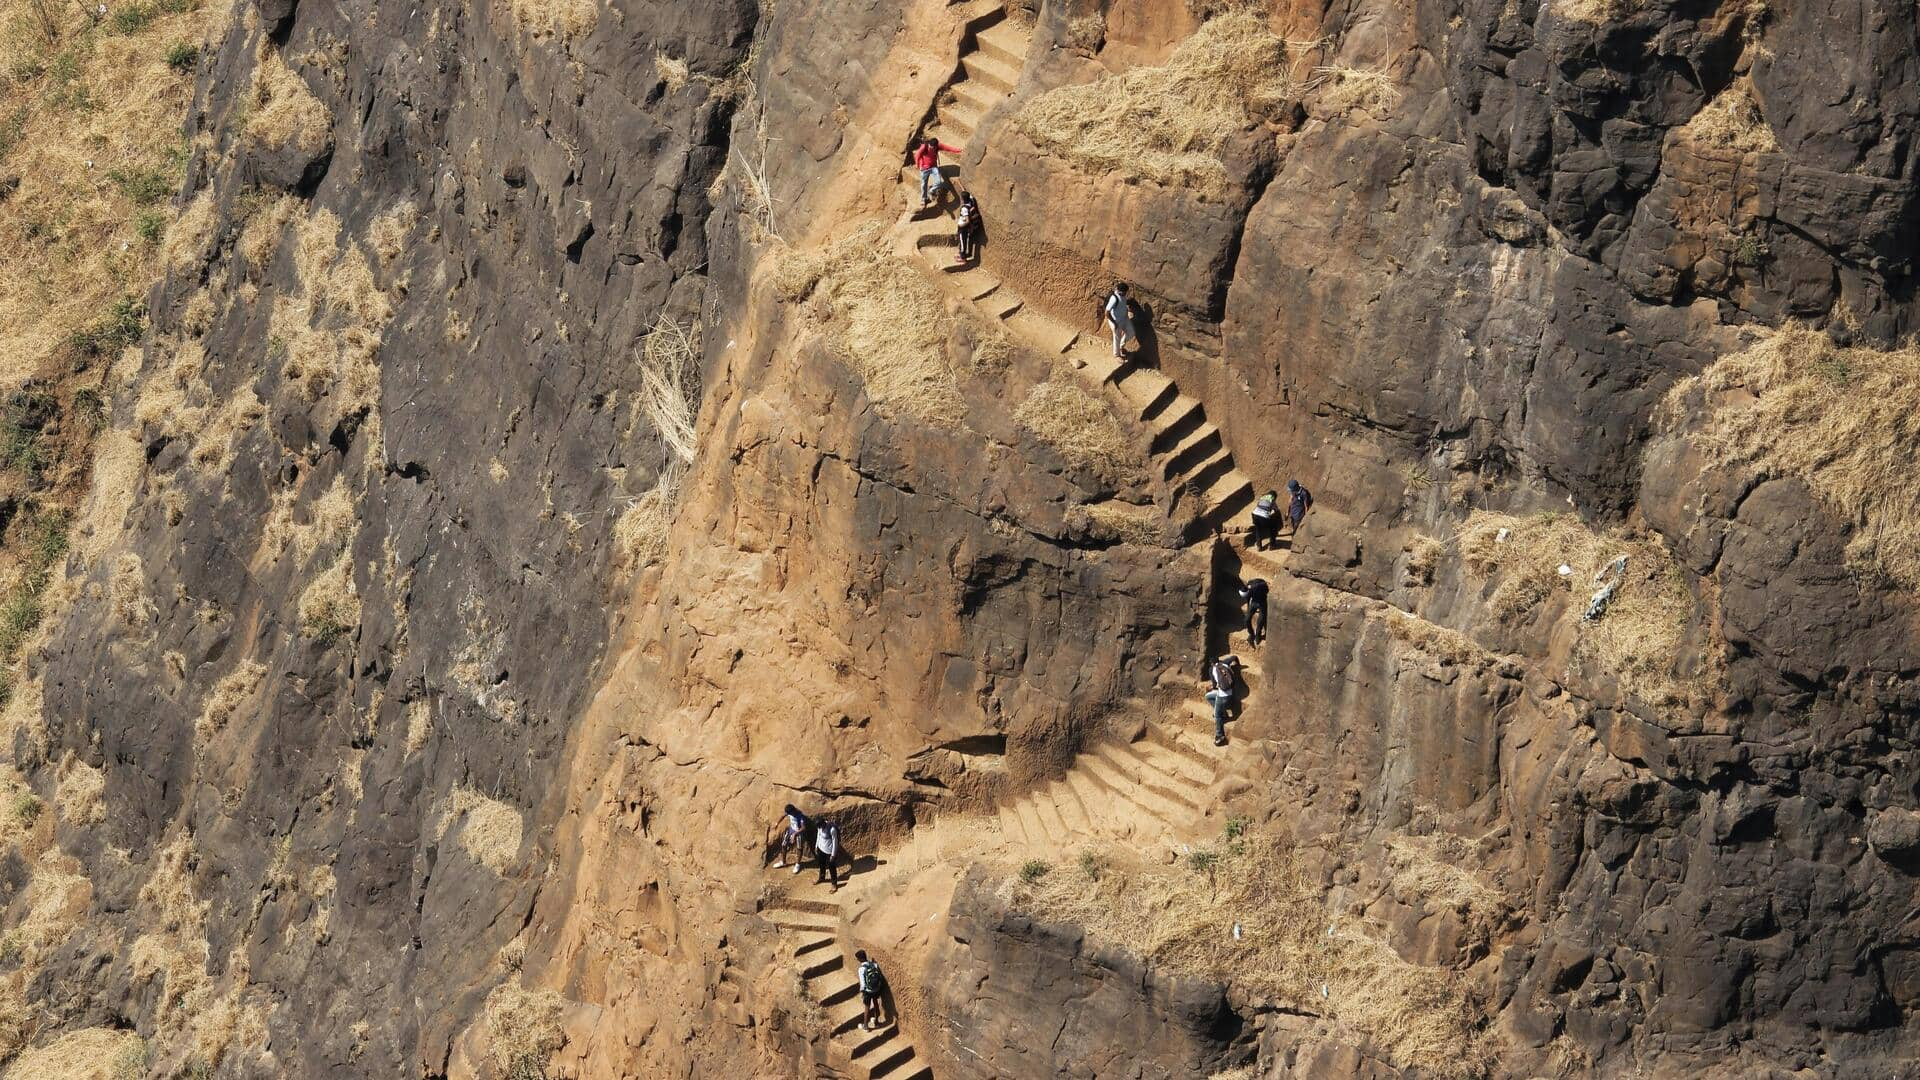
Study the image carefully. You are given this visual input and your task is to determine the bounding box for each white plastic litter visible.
[1494,527,1511,544]
[1556,564,1573,577]
[1232,923,1243,941]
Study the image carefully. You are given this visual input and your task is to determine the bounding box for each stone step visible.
[997,803,1028,845]
[1148,398,1208,455]
[1202,473,1256,524]
[941,99,984,138]
[1063,768,1118,832]
[1129,737,1213,801]
[1112,366,1175,418]
[1048,778,1093,834]
[974,20,1030,68]
[1003,306,1078,354]
[961,51,1020,93]
[831,1004,869,1037]
[1077,747,1177,823]
[1175,446,1237,496]
[949,267,1002,298]
[770,915,838,934]
[982,290,1024,320]
[893,1067,935,1080]
[819,980,862,1009]
[1162,424,1222,481]
[1098,741,1203,814]
[794,934,839,959]
[867,1041,918,1079]
[1015,795,1050,847]
[802,952,847,981]
[1075,344,1123,382]
[950,77,1003,117]
[850,1023,900,1060]
[1031,787,1072,839]
[1144,718,1216,772]
[767,895,842,917]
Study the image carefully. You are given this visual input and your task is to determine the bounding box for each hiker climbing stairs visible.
[899,219,1257,532]
[994,711,1226,852]
[764,893,936,1080]
[918,12,1031,152]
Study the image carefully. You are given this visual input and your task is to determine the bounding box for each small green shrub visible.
[1019,858,1051,883]
[0,929,23,965]
[1223,816,1249,841]
[1078,849,1100,880]
[67,295,147,358]
[1733,231,1770,267]
[1186,848,1219,874]
[157,0,197,12]
[135,209,166,245]
[109,2,158,34]
[72,385,106,427]
[165,40,197,72]
[109,164,174,206]
[9,792,40,826]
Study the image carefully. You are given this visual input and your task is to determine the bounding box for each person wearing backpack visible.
[814,817,843,890]
[1102,282,1137,360]
[773,804,810,873]
[856,950,889,1030]
[955,191,982,264]
[1204,655,1238,746]
[1239,577,1268,646]
[1285,479,1313,538]
[1249,490,1280,550]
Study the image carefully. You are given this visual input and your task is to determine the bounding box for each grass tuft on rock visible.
[1011,9,1293,196]
[1013,377,1139,482]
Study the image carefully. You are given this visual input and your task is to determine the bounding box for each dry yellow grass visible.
[53,754,104,828]
[1011,9,1293,196]
[1677,78,1778,154]
[508,0,597,39]
[482,982,566,1077]
[242,50,330,156]
[0,1026,142,1080]
[297,552,360,642]
[1309,61,1400,117]
[637,314,700,462]
[404,698,432,754]
[773,226,964,426]
[613,465,681,570]
[1459,510,1704,711]
[195,660,266,742]
[1555,0,1645,22]
[1672,325,1920,590]
[1382,834,1509,951]
[108,552,154,627]
[260,473,355,562]
[1013,378,1139,481]
[653,53,688,92]
[441,788,523,873]
[1066,500,1163,545]
[1013,835,1488,1077]
[367,200,419,267]
[0,0,219,384]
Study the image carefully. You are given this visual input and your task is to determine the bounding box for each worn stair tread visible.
[1015,796,1050,846]
[1088,743,1194,817]
[768,895,842,917]
[997,803,1028,845]
[1162,423,1222,477]
[983,290,1024,320]
[1076,346,1123,382]
[951,268,1001,299]
[1202,474,1256,521]
[950,78,1003,115]
[1130,738,1213,798]
[1113,366,1174,410]
[1145,719,1216,771]
[1032,789,1074,838]
[1106,743,1204,812]
[1149,399,1208,454]
[1004,307,1079,354]
[1048,779,1093,833]
[802,953,847,980]
[1063,769,1118,830]
[961,51,1020,91]
[849,1024,900,1059]
[1175,447,1237,494]
[771,916,838,933]
[794,934,839,959]
[866,1040,918,1078]
[1077,750,1168,821]
[974,21,1030,67]
[819,981,862,1008]
[940,99,984,136]
[893,1068,935,1080]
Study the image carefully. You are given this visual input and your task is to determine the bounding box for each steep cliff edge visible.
[3,0,1919,1078]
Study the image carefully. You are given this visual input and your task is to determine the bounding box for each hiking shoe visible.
[772,861,784,869]
[791,863,801,874]
[1214,735,1227,746]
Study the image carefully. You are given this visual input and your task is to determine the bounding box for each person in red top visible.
[912,136,962,206]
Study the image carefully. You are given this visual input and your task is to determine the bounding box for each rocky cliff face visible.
[4,0,1919,1077]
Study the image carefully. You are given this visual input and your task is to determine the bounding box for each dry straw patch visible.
[1066,501,1163,545]
[1012,836,1488,1076]
[1459,510,1702,711]
[242,50,330,156]
[0,0,218,383]
[482,982,566,1078]
[1555,0,1647,23]
[441,788,524,874]
[1013,378,1139,481]
[636,315,700,463]
[195,660,266,742]
[508,0,597,39]
[1673,325,1920,590]
[1677,78,1778,154]
[613,466,681,570]
[260,473,355,563]
[773,226,964,426]
[0,1026,143,1080]
[1012,9,1293,196]
[297,552,361,643]
[1308,62,1400,118]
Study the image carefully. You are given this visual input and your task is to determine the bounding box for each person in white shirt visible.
[1103,282,1136,359]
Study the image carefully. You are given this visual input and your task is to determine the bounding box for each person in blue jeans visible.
[1206,686,1231,746]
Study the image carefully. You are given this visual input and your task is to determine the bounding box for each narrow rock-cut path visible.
[765,891,937,1080]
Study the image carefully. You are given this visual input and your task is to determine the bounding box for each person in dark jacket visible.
[955,191,982,263]
[1285,479,1313,537]
[1239,577,1268,645]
